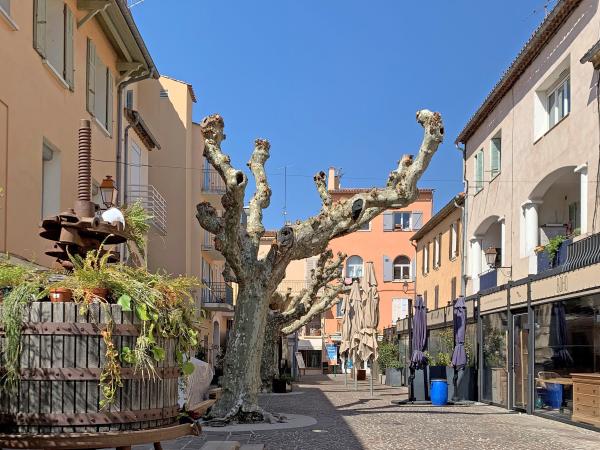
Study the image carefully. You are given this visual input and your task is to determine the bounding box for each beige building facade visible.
[0,0,156,265]
[457,0,600,294]
[411,193,464,310]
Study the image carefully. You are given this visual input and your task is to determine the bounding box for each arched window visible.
[393,255,411,280]
[346,255,363,278]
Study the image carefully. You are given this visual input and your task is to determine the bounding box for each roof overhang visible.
[411,192,465,242]
[77,0,159,79]
[125,108,161,150]
[580,39,600,68]
[455,0,582,145]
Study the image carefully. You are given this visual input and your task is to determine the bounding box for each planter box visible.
[357,369,366,381]
[409,369,429,401]
[447,367,477,401]
[428,365,447,380]
[272,379,287,393]
[386,368,404,387]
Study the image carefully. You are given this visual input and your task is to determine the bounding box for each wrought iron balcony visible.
[126,184,167,236]
[202,169,226,195]
[201,281,234,311]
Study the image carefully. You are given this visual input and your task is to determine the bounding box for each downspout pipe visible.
[123,112,141,206]
[116,68,156,204]
[456,143,468,296]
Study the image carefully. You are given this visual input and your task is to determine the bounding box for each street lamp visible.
[402,280,409,293]
[484,247,498,268]
[99,175,118,208]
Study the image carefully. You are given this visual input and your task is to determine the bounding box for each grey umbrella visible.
[550,302,573,367]
[410,295,427,369]
[451,296,467,368]
[451,296,467,402]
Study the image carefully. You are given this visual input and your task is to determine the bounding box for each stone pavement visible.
[134,375,600,450]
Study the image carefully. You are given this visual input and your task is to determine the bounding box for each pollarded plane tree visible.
[261,250,348,391]
[196,110,443,423]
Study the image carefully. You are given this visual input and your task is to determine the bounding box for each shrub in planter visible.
[427,351,451,380]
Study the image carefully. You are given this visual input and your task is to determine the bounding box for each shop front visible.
[475,257,600,431]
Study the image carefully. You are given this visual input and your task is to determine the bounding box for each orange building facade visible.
[323,168,434,347]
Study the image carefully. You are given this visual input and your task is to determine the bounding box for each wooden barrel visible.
[0,302,180,434]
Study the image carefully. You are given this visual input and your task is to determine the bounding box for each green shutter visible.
[34,0,47,57]
[106,69,113,134]
[86,39,96,115]
[491,138,501,177]
[64,5,74,90]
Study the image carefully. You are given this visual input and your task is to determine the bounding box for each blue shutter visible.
[34,0,47,57]
[64,5,74,90]
[86,39,96,115]
[383,212,393,231]
[383,255,392,282]
[412,211,423,230]
[491,138,501,177]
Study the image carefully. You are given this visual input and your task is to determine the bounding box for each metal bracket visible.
[77,1,110,29]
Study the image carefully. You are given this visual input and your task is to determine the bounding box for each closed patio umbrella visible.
[348,279,364,390]
[408,295,427,402]
[451,296,467,401]
[339,290,354,384]
[358,262,379,364]
[359,262,379,396]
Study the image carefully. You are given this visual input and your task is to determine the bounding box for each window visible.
[126,89,134,110]
[358,220,370,231]
[451,277,457,302]
[128,142,142,188]
[449,222,459,260]
[548,76,570,129]
[42,142,61,218]
[434,285,439,309]
[490,136,501,178]
[423,243,430,274]
[336,300,343,318]
[433,234,441,269]
[87,38,114,133]
[394,212,411,230]
[393,256,411,281]
[474,150,484,193]
[568,202,580,233]
[346,255,363,278]
[34,0,74,88]
[383,211,422,231]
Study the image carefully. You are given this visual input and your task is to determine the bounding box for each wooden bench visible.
[0,422,200,450]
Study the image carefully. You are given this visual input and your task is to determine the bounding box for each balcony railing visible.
[201,281,233,306]
[479,269,497,291]
[203,231,216,250]
[202,169,226,195]
[126,184,167,236]
[276,280,310,294]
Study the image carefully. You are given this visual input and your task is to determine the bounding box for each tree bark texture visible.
[196,110,444,422]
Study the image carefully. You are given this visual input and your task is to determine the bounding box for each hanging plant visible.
[545,235,566,265]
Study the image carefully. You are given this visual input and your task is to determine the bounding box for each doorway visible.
[512,312,529,410]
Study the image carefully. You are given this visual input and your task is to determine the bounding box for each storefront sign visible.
[325,344,338,364]
[531,263,600,302]
[510,283,528,306]
[480,290,507,313]
[295,352,305,369]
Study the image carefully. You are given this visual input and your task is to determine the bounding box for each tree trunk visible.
[260,313,281,392]
[208,283,271,421]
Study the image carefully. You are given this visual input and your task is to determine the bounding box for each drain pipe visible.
[116,68,156,204]
[456,143,468,296]
[123,112,141,206]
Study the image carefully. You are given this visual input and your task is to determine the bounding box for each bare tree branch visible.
[196,202,224,235]
[313,171,331,209]
[287,109,443,262]
[247,139,272,244]
[198,114,249,279]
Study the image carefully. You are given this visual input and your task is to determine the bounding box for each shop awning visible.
[297,338,322,350]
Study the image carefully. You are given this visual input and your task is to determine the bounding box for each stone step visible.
[200,441,241,450]
[240,446,265,450]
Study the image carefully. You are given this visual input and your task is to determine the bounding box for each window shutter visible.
[306,256,318,281]
[86,39,96,115]
[34,0,47,57]
[383,212,393,231]
[64,5,74,90]
[410,258,416,281]
[383,255,392,282]
[491,138,500,176]
[438,234,442,267]
[106,69,114,134]
[412,211,423,230]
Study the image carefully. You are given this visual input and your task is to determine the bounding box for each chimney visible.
[327,167,340,191]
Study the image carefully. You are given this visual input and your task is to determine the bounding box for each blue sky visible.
[132,0,554,229]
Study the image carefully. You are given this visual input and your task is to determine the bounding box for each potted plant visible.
[378,342,404,386]
[0,260,29,302]
[428,351,451,380]
[272,373,293,393]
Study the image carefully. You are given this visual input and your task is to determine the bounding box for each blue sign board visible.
[326,344,338,363]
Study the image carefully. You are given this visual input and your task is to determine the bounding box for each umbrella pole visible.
[354,359,358,391]
[370,358,373,397]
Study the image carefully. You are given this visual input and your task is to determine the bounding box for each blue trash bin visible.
[544,383,563,409]
[430,379,448,406]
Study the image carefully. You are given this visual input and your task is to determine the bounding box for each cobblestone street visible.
[135,375,600,450]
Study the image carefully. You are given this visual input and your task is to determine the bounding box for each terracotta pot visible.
[49,288,73,303]
[85,287,109,302]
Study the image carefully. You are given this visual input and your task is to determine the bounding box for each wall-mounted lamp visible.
[99,175,118,208]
